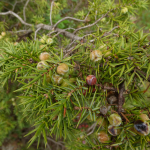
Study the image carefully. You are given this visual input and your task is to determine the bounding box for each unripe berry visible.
[5,38,9,41]
[96,117,107,128]
[121,7,128,14]
[139,114,149,121]
[61,80,69,87]
[101,18,106,22]
[1,32,6,36]
[108,113,122,126]
[108,125,120,136]
[90,50,102,62]
[80,134,85,140]
[52,74,63,85]
[40,45,47,50]
[39,52,50,61]
[134,120,150,136]
[86,75,97,85]
[99,44,106,49]
[57,63,69,75]
[69,78,76,83]
[0,35,2,39]
[46,74,51,83]
[128,127,136,136]
[46,38,53,45]
[40,35,47,43]
[103,50,111,57]
[37,61,49,70]
[61,78,76,87]
[14,42,18,46]
[97,131,110,143]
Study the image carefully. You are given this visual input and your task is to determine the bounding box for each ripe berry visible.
[97,131,110,143]
[108,125,120,136]
[139,114,149,121]
[39,52,50,61]
[109,113,122,126]
[57,63,69,75]
[52,74,63,85]
[1,32,6,36]
[121,7,128,14]
[134,120,150,136]
[90,50,102,62]
[46,38,53,45]
[86,75,97,85]
[37,61,49,70]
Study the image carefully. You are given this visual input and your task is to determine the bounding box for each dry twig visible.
[50,0,55,26]
[23,0,30,22]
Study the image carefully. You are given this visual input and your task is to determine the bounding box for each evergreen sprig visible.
[0,0,150,149]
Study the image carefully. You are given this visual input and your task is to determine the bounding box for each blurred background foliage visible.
[136,3,150,33]
[0,0,150,150]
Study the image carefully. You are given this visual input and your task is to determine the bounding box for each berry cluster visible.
[37,52,76,86]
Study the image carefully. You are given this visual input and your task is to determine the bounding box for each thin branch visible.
[120,112,130,123]
[12,0,18,11]
[96,83,118,92]
[63,45,76,58]
[34,27,42,40]
[73,9,113,34]
[52,28,75,38]
[50,0,55,26]
[8,29,31,33]
[53,12,90,29]
[136,69,150,82]
[118,82,125,113]
[65,39,76,50]
[47,30,57,36]
[143,83,150,93]
[47,137,65,148]
[0,9,118,44]
[100,26,119,38]
[87,122,97,136]
[84,11,90,21]
[37,24,81,40]
[47,143,52,150]
[53,17,86,29]
[23,0,30,22]
[0,11,32,27]
[81,33,96,39]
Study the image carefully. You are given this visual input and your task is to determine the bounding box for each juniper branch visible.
[0,11,32,27]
